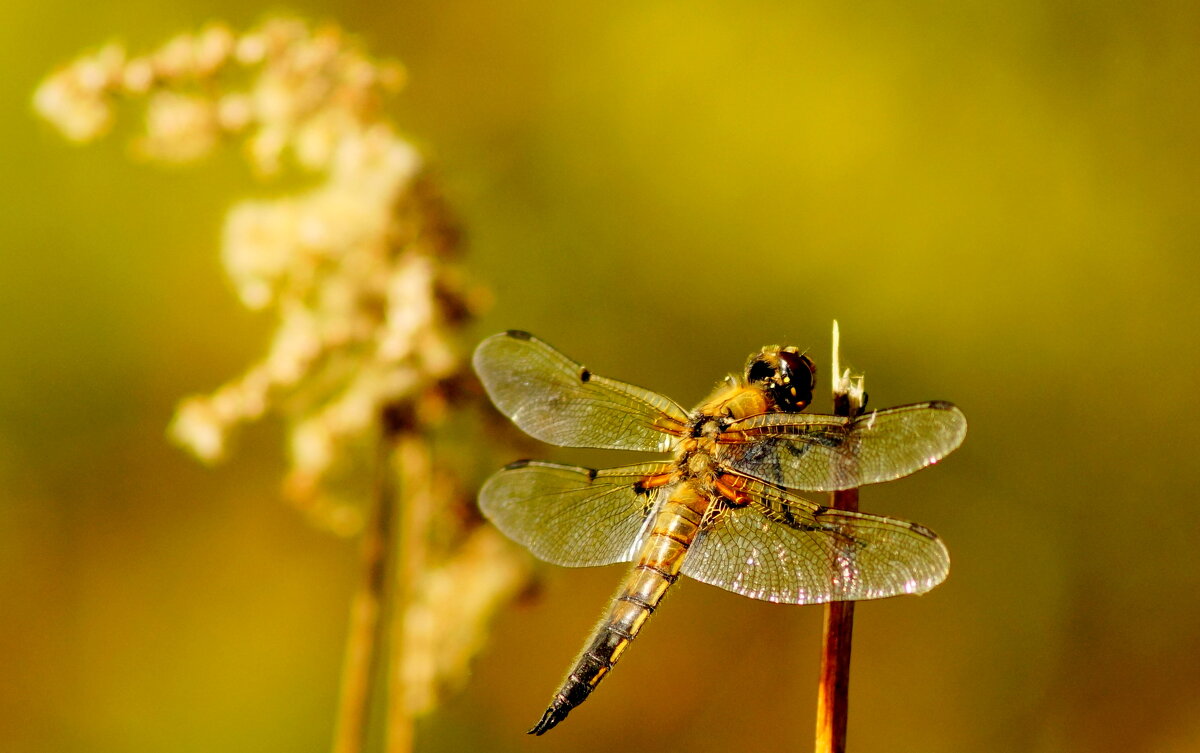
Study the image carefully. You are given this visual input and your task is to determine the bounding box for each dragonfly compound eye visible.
[773,350,815,412]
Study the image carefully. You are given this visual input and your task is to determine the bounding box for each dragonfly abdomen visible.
[528,487,708,735]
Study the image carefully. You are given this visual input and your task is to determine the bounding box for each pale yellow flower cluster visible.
[34,19,404,167]
[32,18,471,534]
[37,18,534,733]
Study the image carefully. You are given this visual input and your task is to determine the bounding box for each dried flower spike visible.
[36,19,534,753]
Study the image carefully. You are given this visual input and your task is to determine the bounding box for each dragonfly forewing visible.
[474,331,689,452]
[718,401,966,491]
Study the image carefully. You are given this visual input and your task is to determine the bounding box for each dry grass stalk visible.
[35,17,532,753]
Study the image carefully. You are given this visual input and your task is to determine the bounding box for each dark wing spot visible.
[927,400,955,411]
[502,459,532,470]
[505,329,533,340]
[734,439,785,483]
[586,467,598,481]
[579,367,591,383]
[784,441,814,458]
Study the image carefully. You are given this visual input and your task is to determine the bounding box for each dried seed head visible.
[37,18,533,718]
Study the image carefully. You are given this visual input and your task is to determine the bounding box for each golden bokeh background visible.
[5,1,1200,751]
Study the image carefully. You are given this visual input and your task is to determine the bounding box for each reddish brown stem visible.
[815,349,863,753]
[815,487,858,753]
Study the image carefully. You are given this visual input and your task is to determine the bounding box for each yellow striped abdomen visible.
[528,484,709,735]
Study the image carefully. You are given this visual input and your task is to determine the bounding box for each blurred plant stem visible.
[815,321,865,753]
[333,406,403,753]
[387,422,434,753]
[333,403,440,753]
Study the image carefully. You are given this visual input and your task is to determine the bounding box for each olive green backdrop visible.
[4,1,1199,752]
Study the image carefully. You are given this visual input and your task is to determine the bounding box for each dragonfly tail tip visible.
[527,705,567,735]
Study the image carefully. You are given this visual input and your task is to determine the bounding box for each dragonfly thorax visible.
[687,414,726,439]
[676,418,724,486]
[684,448,716,479]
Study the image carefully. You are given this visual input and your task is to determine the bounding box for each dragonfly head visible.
[745,346,815,413]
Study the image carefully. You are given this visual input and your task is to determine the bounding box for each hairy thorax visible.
[676,380,772,497]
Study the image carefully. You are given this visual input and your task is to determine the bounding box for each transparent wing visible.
[473,331,689,452]
[718,401,966,491]
[479,460,672,567]
[682,476,949,604]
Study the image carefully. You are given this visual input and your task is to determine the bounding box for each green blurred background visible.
[5,1,1200,751]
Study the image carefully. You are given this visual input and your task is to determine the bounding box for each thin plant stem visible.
[815,321,865,753]
[384,432,434,753]
[814,489,857,753]
[332,409,403,753]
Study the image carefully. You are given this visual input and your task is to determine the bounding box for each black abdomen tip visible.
[528,704,570,736]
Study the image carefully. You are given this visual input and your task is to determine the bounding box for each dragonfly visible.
[474,330,966,735]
